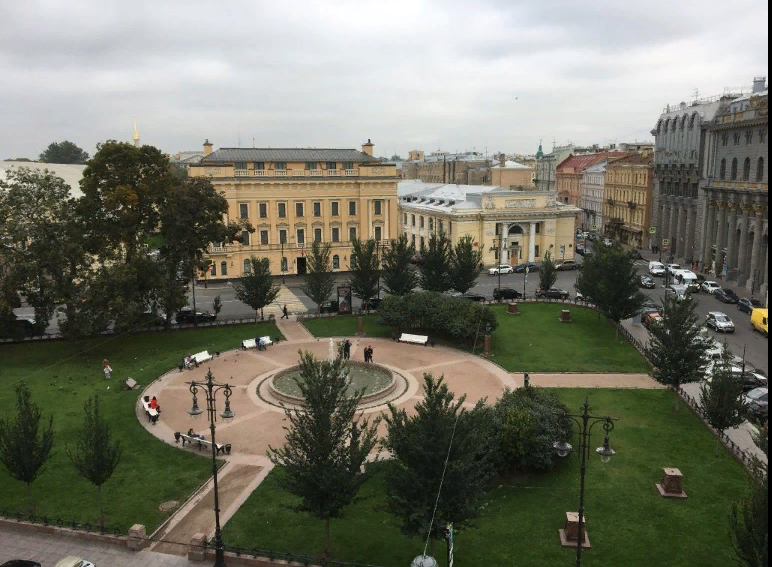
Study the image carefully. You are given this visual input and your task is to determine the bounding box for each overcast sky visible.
[1,0,768,161]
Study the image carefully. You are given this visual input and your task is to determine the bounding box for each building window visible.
[279,229,287,244]
[260,230,268,245]
[278,203,286,218]
[349,226,357,241]
[759,129,767,143]
[313,202,321,217]
[374,200,382,215]
[411,214,415,226]
[438,220,443,232]
[719,159,726,179]
[429,218,434,231]
[420,236,425,248]
[534,245,540,257]
[351,255,357,269]
[333,255,340,269]
[743,158,751,181]
[326,162,337,170]
[314,228,322,242]
[746,130,753,144]
[297,229,305,244]
[241,230,249,245]
[275,162,287,170]
[220,261,228,276]
[757,157,765,182]
[259,203,267,218]
[235,162,247,170]
[281,257,288,272]
[256,162,265,170]
[404,213,407,224]
[733,132,741,145]
[305,162,318,170]
[243,259,251,273]
[349,201,357,215]
[239,203,249,219]
[535,223,540,234]
[375,226,382,241]
[721,133,728,146]
[296,202,304,217]
[419,216,424,228]
[331,202,339,216]
[211,262,216,276]
[448,221,452,233]
[344,162,354,171]
[731,158,738,180]
[411,234,416,246]
[332,227,340,242]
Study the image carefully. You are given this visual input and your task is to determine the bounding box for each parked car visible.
[53,558,96,567]
[2,561,42,567]
[488,264,514,275]
[361,297,382,311]
[744,387,769,419]
[648,261,666,276]
[175,308,217,324]
[701,281,722,295]
[751,308,768,336]
[665,263,681,274]
[737,297,761,314]
[459,291,486,302]
[320,300,340,314]
[705,365,768,392]
[576,247,587,256]
[602,237,613,246]
[493,287,522,300]
[664,284,688,302]
[702,337,724,360]
[514,262,540,273]
[639,302,658,323]
[639,275,656,289]
[535,287,570,300]
[556,260,577,271]
[715,289,740,304]
[705,311,735,333]
[643,312,662,329]
[0,317,42,339]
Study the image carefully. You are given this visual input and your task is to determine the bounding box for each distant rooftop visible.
[1,160,85,198]
[491,160,530,169]
[200,148,377,164]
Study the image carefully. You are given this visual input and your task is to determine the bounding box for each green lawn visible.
[223,388,750,567]
[0,322,283,532]
[302,314,392,338]
[489,304,650,373]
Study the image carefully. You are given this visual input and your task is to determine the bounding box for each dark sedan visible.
[493,287,523,300]
[2,562,42,567]
[460,292,487,303]
[639,275,656,289]
[536,287,570,300]
[175,308,217,324]
[737,297,761,314]
[715,289,740,304]
[514,262,540,273]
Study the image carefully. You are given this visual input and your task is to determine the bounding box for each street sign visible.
[662,239,670,246]
[591,225,598,231]
[649,226,656,234]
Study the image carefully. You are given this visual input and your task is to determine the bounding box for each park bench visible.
[398,333,429,346]
[191,350,213,365]
[140,397,159,424]
[175,432,231,455]
[241,336,273,350]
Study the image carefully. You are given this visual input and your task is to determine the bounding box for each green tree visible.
[0,382,54,513]
[450,234,482,293]
[419,230,452,292]
[382,374,495,556]
[700,346,748,454]
[233,256,280,320]
[381,234,418,296]
[39,140,89,164]
[576,241,646,338]
[66,394,121,528]
[300,240,337,316]
[646,294,710,408]
[538,250,558,292]
[267,350,380,557]
[349,238,380,310]
[212,295,223,317]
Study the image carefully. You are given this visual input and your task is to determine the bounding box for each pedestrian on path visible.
[343,339,351,360]
[281,305,289,319]
[103,359,112,380]
[366,345,374,363]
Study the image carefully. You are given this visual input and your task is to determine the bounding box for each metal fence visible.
[0,510,124,536]
[214,542,386,567]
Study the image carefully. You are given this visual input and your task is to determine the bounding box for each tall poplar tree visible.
[300,240,337,316]
[381,234,418,296]
[419,230,452,293]
[450,235,482,293]
[348,237,380,310]
[233,256,280,320]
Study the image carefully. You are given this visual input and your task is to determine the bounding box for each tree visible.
[450,235,482,293]
[300,240,337,316]
[267,350,379,557]
[538,250,558,292]
[39,140,89,164]
[646,294,710,408]
[233,256,280,320]
[575,241,646,338]
[419,230,452,293]
[700,346,748,454]
[349,238,380,310]
[381,234,418,296]
[66,394,121,528]
[382,374,495,556]
[0,382,54,513]
[212,295,223,318]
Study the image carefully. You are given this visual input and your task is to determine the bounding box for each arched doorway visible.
[507,225,524,262]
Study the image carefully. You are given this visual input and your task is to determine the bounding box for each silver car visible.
[706,311,735,333]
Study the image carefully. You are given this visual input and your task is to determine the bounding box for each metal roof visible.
[200,148,377,163]
[1,161,85,198]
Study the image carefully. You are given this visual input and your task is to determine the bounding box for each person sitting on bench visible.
[150,396,160,413]
[184,355,194,369]
[258,337,266,351]
[187,428,205,440]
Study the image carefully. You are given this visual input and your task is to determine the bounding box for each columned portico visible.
[702,200,716,268]
[736,208,751,285]
[714,202,728,275]
[747,206,764,292]
[500,222,511,263]
[725,203,739,280]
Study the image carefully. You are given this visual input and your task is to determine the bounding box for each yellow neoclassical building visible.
[188,139,399,278]
[399,180,579,265]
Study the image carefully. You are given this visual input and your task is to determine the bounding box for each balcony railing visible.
[344,169,358,176]
[292,170,306,177]
[208,245,230,254]
[226,168,365,179]
[254,170,269,176]
[309,169,323,176]
[275,170,287,177]
[234,169,248,176]
[327,169,340,176]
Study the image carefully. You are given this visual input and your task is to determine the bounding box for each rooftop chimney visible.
[499,153,506,167]
[362,138,374,157]
[753,76,767,93]
[203,139,213,157]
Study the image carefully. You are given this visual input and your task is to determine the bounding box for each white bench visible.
[192,350,213,365]
[241,336,273,350]
[140,399,159,423]
[177,433,230,454]
[398,333,429,346]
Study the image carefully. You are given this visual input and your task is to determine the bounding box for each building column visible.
[529,222,536,262]
[725,204,739,281]
[745,206,764,292]
[675,203,686,258]
[669,202,679,256]
[500,222,510,264]
[714,201,728,276]
[702,200,717,269]
[685,206,696,263]
[384,199,390,240]
[736,207,751,285]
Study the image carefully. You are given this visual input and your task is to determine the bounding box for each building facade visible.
[398,180,579,267]
[580,161,607,233]
[535,144,574,193]
[490,155,534,189]
[699,80,768,294]
[603,154,654,248]
[188,139,399,278]
[401,151,491,185]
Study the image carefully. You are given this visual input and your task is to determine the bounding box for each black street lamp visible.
[553,398,617,567]
[188,370,235,567]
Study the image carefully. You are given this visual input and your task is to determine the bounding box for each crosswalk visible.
[264,285,308,317]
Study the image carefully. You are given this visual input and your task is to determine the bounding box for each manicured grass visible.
[0,322,283,532]
[223,388,750,567]
[489,304,650,373]
[302,314,392,338]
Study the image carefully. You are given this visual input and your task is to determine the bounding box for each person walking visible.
[281,305,289,319]
[363,345,369,363]
[103,359,112,380]
[367,345,374,363]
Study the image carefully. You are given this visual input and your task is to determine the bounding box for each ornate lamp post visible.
[188,370,235,567]
[553,398,617,567]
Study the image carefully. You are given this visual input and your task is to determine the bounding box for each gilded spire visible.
[132,116,140,147]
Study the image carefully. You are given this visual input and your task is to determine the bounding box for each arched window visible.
[332,255,340,269]
[731,158,738,180]
[220,261,228,276]
[758,157,765,182]
[719,159,726,179]
[743,158,751,181]
[243,259,251,273]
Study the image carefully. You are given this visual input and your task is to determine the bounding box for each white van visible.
[672,269,700,292]
[648,261,666,276]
